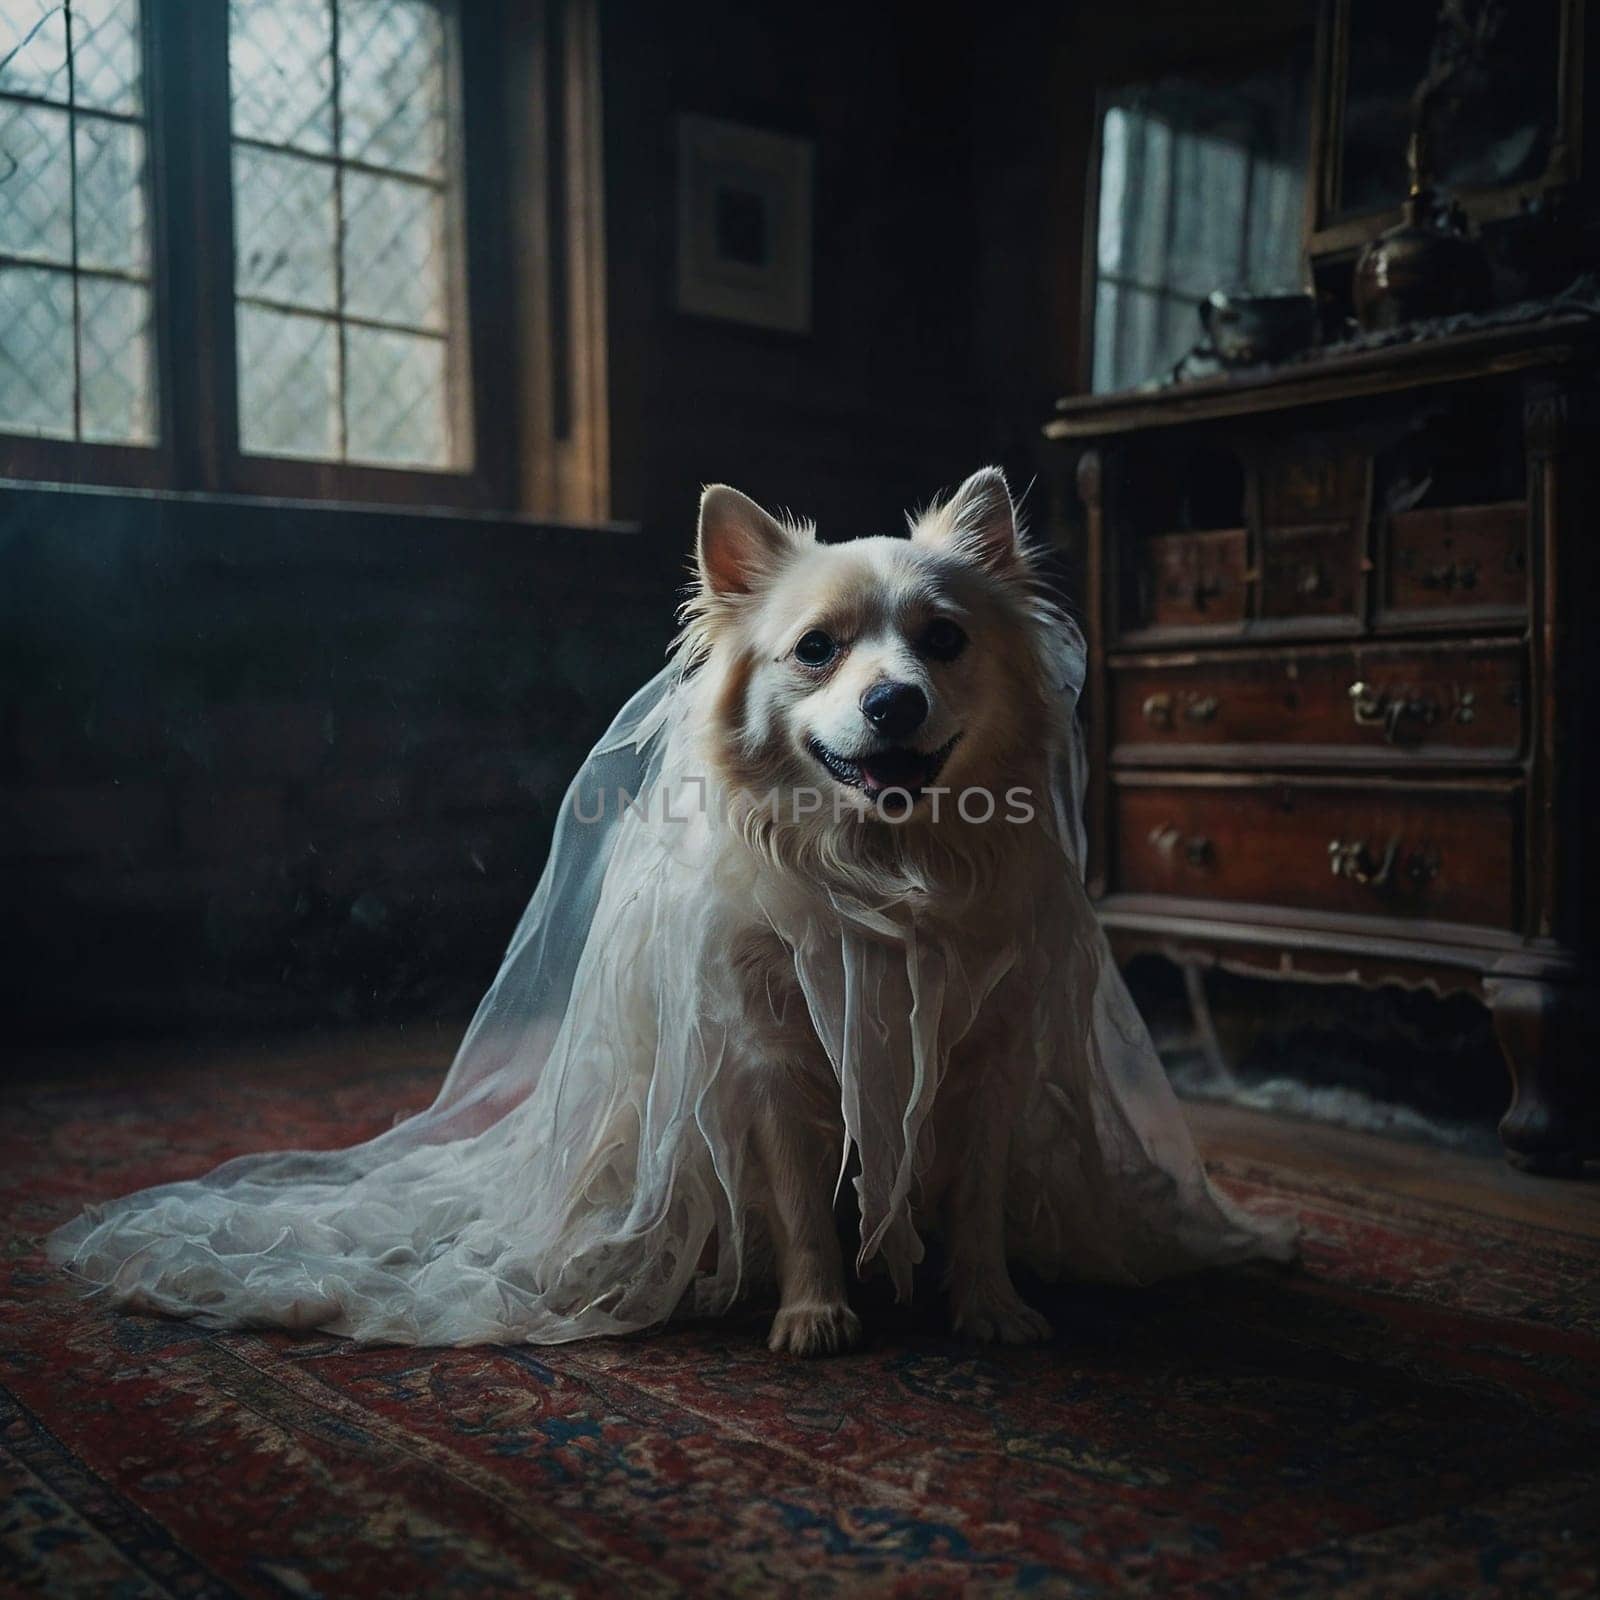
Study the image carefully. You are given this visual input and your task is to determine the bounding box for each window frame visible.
[1076,28,1315,399]
[0,0,179,488]
[1089,100,1275,396]
[1087,99,1288,397]
[0,0,515,509]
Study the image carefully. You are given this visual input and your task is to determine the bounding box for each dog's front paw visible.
[767,1301,863,1358]
[950,1279,1053,1345]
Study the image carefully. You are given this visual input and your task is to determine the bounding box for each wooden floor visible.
[1186,1095,1600,1241]
[12,1021,1600,1241]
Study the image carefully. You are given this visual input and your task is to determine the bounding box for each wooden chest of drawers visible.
[1046,319,1599,1171]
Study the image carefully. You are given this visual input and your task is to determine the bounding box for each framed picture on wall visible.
[675,114,814,335]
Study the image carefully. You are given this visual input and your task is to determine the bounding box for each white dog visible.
[51,468,1293,1352]
[682,468,1082,1353]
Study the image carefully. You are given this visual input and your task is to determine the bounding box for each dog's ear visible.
[696,485,806,598]
[914,466,1022,574]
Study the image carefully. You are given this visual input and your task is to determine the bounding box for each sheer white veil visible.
[49,602,1294,1346]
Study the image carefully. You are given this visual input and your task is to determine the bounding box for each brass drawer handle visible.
[1349,681,1480,740]
[1420,558,1479,592]
[1142,693,1173,729]
[1151,824,1214,868]
[1328,836,1397,888]
[1348,680,1440,743]
[1329,837,1441,891]
[1141,692,1220,730]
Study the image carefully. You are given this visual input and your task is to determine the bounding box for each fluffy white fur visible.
[683,467,1089,1352]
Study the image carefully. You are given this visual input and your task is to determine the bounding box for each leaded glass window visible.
[1091,64,1310,395]
[0,0,156,443]
[227,0,462,469]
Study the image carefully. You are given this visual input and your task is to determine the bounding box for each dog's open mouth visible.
[805,733,961,801]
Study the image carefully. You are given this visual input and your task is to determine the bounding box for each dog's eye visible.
[794,629,838,667]
[918,618,967,662]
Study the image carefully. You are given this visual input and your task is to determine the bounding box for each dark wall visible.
[592,1,1315,552]
[600,0,991,541]
[1,485,677,1043]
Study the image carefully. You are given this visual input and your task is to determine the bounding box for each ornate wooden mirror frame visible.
[1307,0,1590,261]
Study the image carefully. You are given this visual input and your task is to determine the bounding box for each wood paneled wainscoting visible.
[1046,318,1599,1172]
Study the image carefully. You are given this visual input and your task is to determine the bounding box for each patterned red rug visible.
[2,1042,1597,1598]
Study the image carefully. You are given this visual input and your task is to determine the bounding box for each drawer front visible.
[1114,779,1519,929]
[1385,502,1527,615]
[1135,529,1248,630]
[1112,641,1525,765]
[1260,521,1360,619]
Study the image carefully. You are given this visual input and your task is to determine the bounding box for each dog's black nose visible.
[861,680,928,740]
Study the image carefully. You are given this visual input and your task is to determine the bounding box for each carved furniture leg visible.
[1485,977,1593,1175]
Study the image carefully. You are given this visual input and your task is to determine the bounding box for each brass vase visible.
[1352,187,1492,332]
[1352,109,1492,334]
